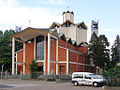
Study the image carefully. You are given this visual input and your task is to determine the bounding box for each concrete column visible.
[44,36,46,74]
[23,43,25,75]
[16,53,17,75]
[83,55,85,72]
[12,37,15,75]
[48,33,51,75]
[77,53,78,72]
[66,49,69,75]
[34,37,36,59]
[56,39,58,75]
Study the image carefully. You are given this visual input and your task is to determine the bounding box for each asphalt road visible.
[0,79,102,90]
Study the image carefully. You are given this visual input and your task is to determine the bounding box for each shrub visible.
[102,63,120,86]
[29,59,38,79]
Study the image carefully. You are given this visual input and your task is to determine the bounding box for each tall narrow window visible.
[36,35,44,60]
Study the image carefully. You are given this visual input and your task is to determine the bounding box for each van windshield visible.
[89,74,98,79]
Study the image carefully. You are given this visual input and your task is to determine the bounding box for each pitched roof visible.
[66,37,72,44]
[12,27,56,42]
[49,22,60,29]
[77,22,87,29]
[61,20,76,26]
[58,33,66,41]
[78,41,88,47]
[72,40,77,47]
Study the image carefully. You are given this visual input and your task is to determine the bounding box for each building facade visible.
[12,11,94,75]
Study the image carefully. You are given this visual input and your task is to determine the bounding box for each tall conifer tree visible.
[111,35,120,67]
[88,32,110,73]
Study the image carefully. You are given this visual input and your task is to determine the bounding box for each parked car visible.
[72,72,104,87]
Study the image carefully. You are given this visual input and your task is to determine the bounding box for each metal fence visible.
[0,72,71,81]
[0,72,11,79]
[0,72,31,80]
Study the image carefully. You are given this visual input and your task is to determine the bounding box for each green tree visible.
[0,29,23,72]
[88,32,110,73]
[29,59,38,72]
[111,35,120,67]
[88,32,99,72]
[0,30,3,38]
[0,30,16,72]
[29,59,38,79]
[102,63,120,86]
[98,35,110,70]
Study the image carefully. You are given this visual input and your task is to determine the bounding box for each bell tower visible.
[62,11,74,23]
[91,20,99,36]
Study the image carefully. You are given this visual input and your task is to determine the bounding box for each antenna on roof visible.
[29,20,31,27]
[67,6,69,11]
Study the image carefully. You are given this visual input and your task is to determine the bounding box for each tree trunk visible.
[94,65,96,74]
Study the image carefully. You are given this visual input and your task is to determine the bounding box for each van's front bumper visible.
[97,81,105,86]
[72,80,76,84]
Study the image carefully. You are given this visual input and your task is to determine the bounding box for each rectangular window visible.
[85,75,91,79]
[36,35,44,60]
[74,74,83,78]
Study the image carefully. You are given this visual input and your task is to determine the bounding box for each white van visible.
[72,72,104,87]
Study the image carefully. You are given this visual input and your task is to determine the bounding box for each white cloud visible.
[0,0,18,7]
[0,0,63,31]
[39,0,71,5]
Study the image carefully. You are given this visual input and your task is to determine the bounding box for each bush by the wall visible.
[102,63,120,86]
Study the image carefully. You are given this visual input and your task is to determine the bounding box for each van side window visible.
[74,74,83,78]
[78,74,83,78]
[85,75,91,79]
[74,74,78,78]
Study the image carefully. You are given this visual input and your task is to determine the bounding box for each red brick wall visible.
[67,43,76,50]
[17,50,23,63]
[84,56,89,64]
[69,51,77,62]
[78,65,83,72]
[77,47,88,54]
[69,64,77,74]
[58,39,66,47]
[17,50,23,74]
[84,66,90,72]
[58,63,66,75]
[16,37,94,75]
[25,42,34,74]
[50,62,56,74]
[45,40,57,74]
[58,39,76,50]
[46,41,48,74]
[78,54,83,63]
[58,47,66,61]
[17,65,23,74]
[50,40,56,62]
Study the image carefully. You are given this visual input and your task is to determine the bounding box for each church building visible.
[12,11,94,75]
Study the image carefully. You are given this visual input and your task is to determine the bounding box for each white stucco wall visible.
[76,28,87,45]
[58,27,77,41]
[63,13,74,22]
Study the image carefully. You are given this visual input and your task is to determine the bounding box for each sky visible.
[0,0,120,47]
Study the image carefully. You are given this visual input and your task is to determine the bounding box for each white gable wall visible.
[58,26,77,41]
[76,28,87,45]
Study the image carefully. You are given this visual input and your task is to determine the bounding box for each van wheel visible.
[74,82,78,86]
[93,82,98,87]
